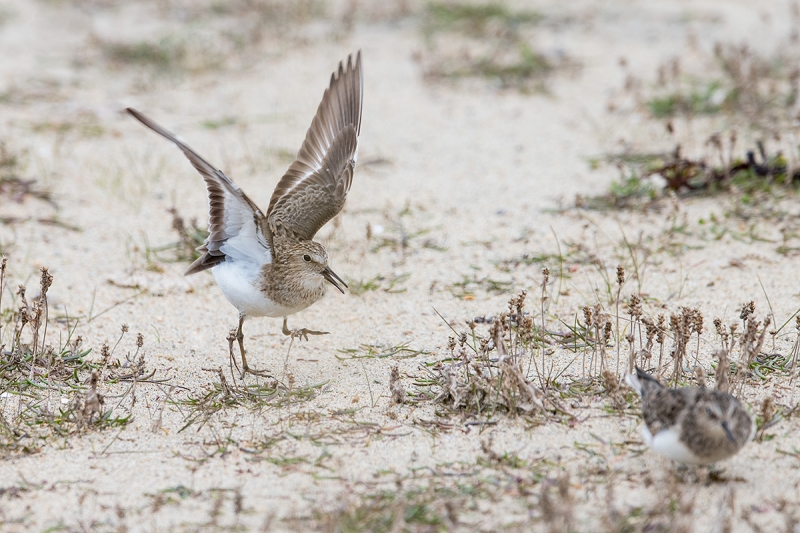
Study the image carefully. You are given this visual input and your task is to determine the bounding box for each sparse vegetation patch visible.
[0,260,169,456]
[417,2,569,91]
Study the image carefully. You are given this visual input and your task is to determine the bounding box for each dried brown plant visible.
[389,366,405,404]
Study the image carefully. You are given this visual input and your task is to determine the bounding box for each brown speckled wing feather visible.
[635,369,689,435]
[126,108,271,275]
[643,388,689,435]
[267,52,363,240]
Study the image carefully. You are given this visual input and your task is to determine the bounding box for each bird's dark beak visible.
[322,266,347,294]
[721,421,736,443]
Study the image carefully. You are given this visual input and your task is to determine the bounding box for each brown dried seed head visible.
[390,366,405,404]
[601,369,619,392]
[583,306,593,327]
[760,397,776,427]
[169,207,185,234]
[628,294,642,318]
[121,324,129,334]
[714,317,723,335]
[643,317,657,341]
[39,266,53,294]
[740,301,755,320]
[447,336,456,352]
[715,349,730,393]
[136,333,144,348]
[616,265,625,286]
[693,308,704,335]
[542,268,550,286]
[519,315,534,343]
[694,366,706,388]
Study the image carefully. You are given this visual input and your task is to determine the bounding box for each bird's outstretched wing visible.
[266,51,363,241]
[126,108,271,274]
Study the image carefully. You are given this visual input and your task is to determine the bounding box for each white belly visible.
[212,260,304,318]
[644,426,705,464]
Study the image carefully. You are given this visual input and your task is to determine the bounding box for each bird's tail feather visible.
[626,366,664,396]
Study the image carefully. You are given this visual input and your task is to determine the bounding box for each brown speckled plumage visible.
[260,239,329,309]
[630,367,754,464]
[126,52,363,375]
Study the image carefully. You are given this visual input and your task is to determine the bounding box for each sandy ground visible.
[2,0,800,531]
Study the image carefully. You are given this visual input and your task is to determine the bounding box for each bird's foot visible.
[287,327,329,342]
[241,365,274,379]
[281,321,329,341]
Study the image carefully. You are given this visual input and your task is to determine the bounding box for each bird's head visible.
[288,241,347,295]
[696,395,742,444]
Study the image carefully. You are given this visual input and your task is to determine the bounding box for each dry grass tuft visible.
[594,9,800,208]
[418,291,578,420]
[417,2,569,92]
[178,367,325,432]
[0,260,168,455]
[389,366,405,404]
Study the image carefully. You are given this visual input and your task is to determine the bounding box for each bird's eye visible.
[705,407,716,419]
[303,254,312,262]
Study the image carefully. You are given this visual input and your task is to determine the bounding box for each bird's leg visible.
[236,315,248,374]
[227,328,241,377]
[236,315,272,379]
[282,316,329,341]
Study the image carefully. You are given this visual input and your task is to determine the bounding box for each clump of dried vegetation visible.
[592,9,800,208]
[589,136,800,209]
[416,2,570,91]
[148,207,209,265]
[178,367,326,432]
[0,258,167,455]
[413,262,789,426]
[419,289,551,419]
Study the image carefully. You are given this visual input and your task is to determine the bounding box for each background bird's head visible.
[695,394,744,444]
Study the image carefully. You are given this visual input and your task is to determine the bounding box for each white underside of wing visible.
[644,426,705,464]
[218,232,271,265]
[217,200,272,265]
[212,261,304,318]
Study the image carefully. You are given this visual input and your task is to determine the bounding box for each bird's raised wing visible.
[126,108,271,274]
[266,51,363,240]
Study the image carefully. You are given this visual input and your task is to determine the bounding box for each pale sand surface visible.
[1,0,799,531]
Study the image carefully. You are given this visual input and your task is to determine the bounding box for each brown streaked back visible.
[634,367,690,436]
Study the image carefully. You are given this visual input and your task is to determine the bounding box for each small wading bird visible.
[127,52,363,377]
[626,367,754,464]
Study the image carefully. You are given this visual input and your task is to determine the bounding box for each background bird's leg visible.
[282,316,329,341]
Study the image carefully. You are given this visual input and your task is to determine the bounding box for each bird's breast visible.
[212,260,305,317]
